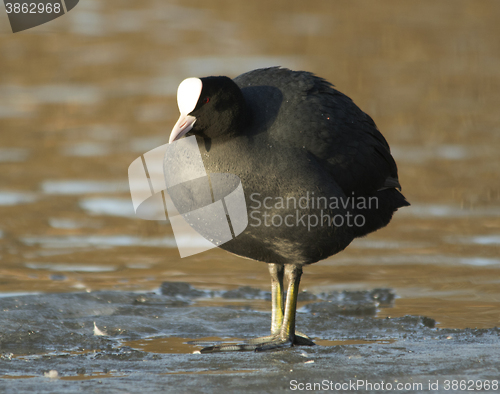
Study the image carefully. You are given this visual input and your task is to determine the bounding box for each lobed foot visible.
[193,333,315,353]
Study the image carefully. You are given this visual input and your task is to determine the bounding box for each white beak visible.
[169,114,197,143]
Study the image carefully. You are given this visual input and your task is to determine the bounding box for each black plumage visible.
[169,67,409,352]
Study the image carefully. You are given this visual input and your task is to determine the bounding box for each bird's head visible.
[169,76,247,144]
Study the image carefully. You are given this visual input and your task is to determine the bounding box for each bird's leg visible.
[198,264,314,353]
[269,263,284,335]
[233,264,285,346]
[279,264,301,343]
[254,265,315,350]
[243,263,285,344]
[272,265,314,344]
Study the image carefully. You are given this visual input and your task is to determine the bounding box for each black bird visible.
[168,67,409,352]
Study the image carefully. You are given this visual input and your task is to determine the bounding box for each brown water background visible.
[0,0,499,329]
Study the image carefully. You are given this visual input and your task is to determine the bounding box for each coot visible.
[168,67,409,352]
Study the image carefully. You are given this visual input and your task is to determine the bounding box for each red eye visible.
[203,97,210,104]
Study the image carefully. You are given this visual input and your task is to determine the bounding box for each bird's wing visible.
[285,71,401,196]
[235,68,402,196]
